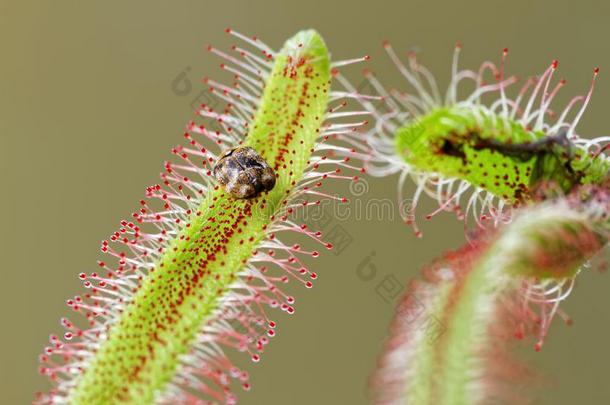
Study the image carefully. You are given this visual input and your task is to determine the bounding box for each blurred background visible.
[2,0,610,403]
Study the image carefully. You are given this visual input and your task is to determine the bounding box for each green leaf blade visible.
[41,30,333,405]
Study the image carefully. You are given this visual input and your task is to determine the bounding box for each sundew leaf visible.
[351,45,610,235]
[37,30,368,404]
[374,193,609,405]
[395,106,609,205]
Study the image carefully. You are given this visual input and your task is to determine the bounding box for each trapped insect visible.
[213,146,277,198]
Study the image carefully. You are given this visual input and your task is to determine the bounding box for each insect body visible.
[213,146,277,199]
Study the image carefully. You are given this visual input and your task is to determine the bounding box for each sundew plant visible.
[374,194,609,404]
[36,29,609,405]
[343,44,609,234]
[354,43,610,404]
[36,29,370,404]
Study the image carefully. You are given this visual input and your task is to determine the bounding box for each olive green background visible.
[2,1,610,404]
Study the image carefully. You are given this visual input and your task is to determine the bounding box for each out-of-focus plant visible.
[374,190,608,404]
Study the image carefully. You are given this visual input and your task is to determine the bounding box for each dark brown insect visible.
[213,146,276,199]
